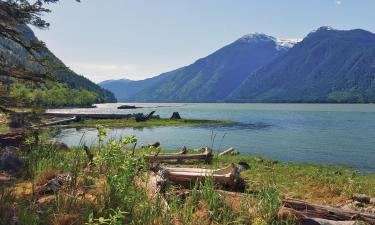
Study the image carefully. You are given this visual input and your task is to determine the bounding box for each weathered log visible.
[283,198,375,224]
[42,116,79,126]
[218,147,237,156]
[278,207,362,225]
[135,111,156,122]
[162,164,244,191]
[145,147,213,163]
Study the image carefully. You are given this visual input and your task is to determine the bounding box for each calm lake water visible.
[49,103,375,173]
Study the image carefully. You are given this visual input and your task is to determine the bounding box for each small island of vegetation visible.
[66,118,233,128]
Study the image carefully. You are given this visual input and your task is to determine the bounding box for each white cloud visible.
[65,62,151,83]
[335,0,342,5]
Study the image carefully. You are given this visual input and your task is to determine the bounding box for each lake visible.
[49,103,375,173]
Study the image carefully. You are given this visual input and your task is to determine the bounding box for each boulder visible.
[352,194,371,204]
[37,174,72,195]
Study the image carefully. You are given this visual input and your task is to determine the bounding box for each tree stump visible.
[170,112,181,119]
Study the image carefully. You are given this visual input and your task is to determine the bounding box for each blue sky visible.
[32,0,375,82]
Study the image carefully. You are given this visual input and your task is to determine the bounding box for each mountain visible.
[0,25,116,103]
[98,73,173,102]
[99,79,133,86]
[228,27,375,103]
[102,34,298,102]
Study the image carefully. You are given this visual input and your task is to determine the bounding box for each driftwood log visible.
[145,147,213,163]
[42,116,80,126]
[135,111,156,122]
[283,198,375,224]
[161,164,244,191]
[218,147,237,156]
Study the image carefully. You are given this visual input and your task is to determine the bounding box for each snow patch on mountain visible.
[275,38,302,50]
[238,33,301,50]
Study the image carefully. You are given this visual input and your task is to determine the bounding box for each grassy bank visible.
[1,127,375,224]
[67,118,234,128]
[208,154,375,204]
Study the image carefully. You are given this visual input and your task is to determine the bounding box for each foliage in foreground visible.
[1,128,375,224]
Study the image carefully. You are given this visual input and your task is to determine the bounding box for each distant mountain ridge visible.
[100,33,297,102]
[228,27,375,103]
[100,27,375,103]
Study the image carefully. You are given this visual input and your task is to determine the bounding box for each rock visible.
[237,161,250,171]
[170,112,182,120]
[37,174,72,195]
[0,146,23,173]
[150,142,160,148]
[370,198,375,205]
[353,194,371,204]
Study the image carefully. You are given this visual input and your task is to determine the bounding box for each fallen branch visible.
[42,116,79,126]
